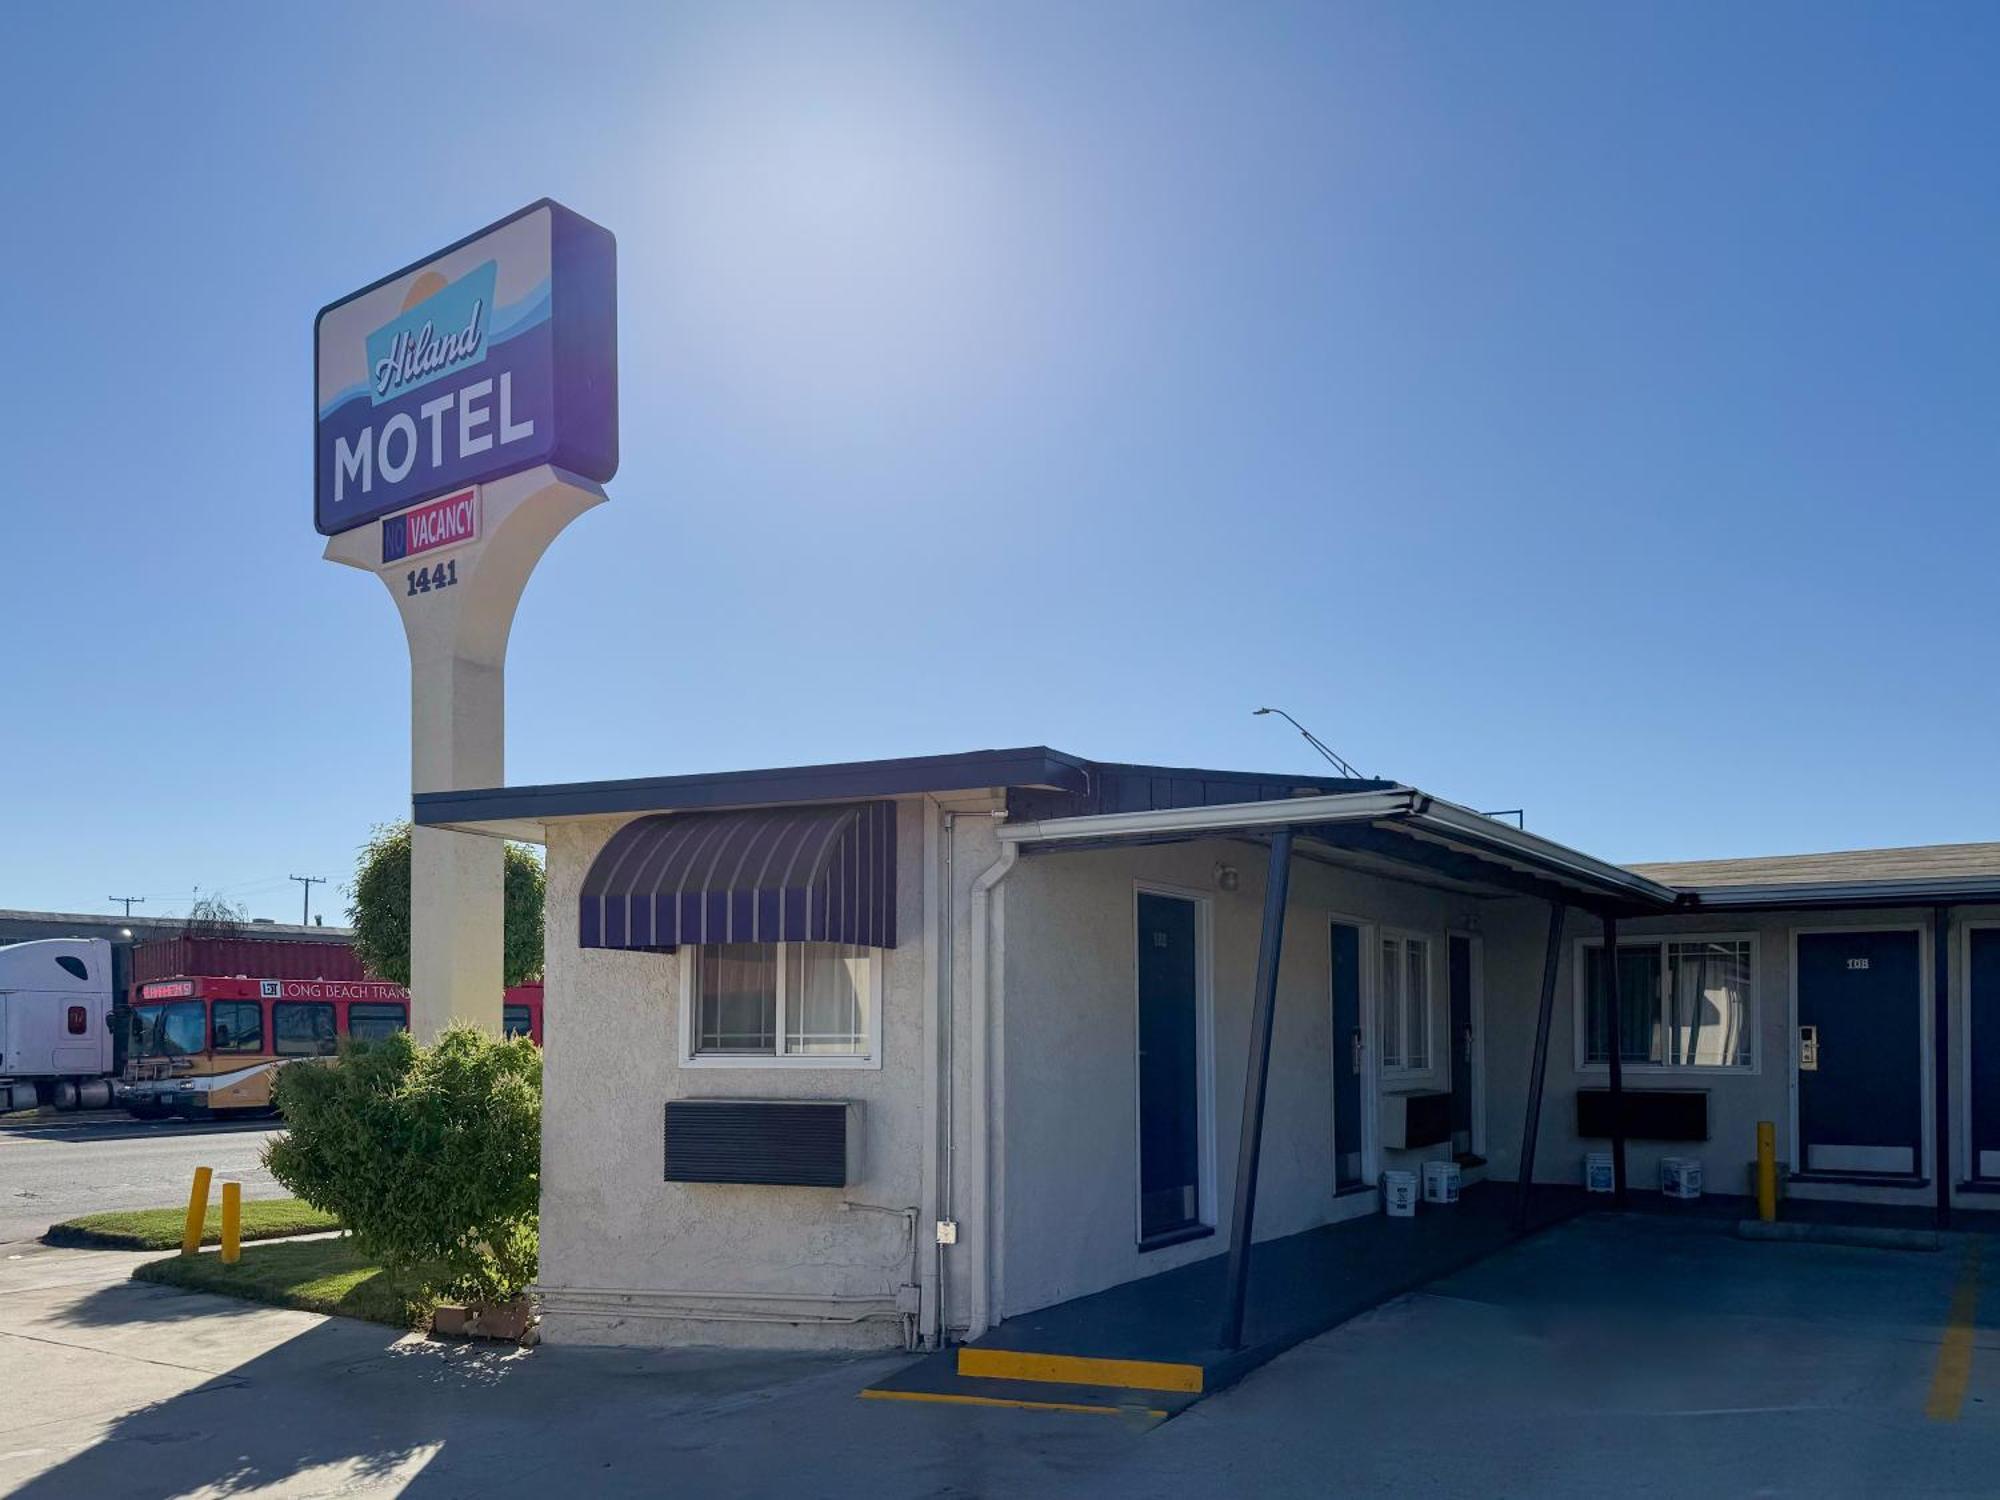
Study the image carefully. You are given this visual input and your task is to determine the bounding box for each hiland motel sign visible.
[316,200,617,1037]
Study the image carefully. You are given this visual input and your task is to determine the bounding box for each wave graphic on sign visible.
[317,277,552,419]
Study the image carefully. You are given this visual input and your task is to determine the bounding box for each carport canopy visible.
[996,786,1681,915]
[996,787,1683,1350]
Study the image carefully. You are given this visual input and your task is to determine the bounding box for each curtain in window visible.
[1668,941,1750,1067]
[697,944,778,1052]
[1586,946,1663,1064]
[786,943,868,1055]
[1404,942,1429,1070]
[1380,937,1403,1066]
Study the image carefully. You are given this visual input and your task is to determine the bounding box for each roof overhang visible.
[1672,876,2000,912]
[999,789,1681,913]
[414,747,1091,843]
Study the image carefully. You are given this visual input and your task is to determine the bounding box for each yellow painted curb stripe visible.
[1926,1240,1982,1423]
[956,1347,1204,1393]
[860,1388,1166,1419]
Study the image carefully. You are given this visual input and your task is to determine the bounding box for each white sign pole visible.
[324,464,605,1038]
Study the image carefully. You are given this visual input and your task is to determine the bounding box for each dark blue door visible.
[1331,923,1364,1191]
[1449,936,1475,1159]
[1797,930,1922,1177]
[1137,893,1203,1241]
[1969,930,2000,1181]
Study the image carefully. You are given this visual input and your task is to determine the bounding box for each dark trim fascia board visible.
[413,747,1090,827]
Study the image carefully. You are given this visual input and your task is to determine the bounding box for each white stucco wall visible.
[536,797,934,1350]
[993,837,1504,1320]
[1483,902,1998,1209]
[532,785,1998,1352]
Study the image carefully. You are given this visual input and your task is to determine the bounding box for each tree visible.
[346,822,544,988]
[182,890,246,939]
[265,1025,541,1305]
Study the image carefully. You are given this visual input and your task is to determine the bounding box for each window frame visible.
[134,1001,206,1058]
[210,1000,266,1055]
[345,1002,408,1042]
[1377,928,1438,1088]
[1571,932,1761,1075]
[272,1000,339,1057]
[677,941,884,1070]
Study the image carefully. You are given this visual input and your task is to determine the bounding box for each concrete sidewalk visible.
[5,1214,1997,1497]
[0,1242,1147,1499]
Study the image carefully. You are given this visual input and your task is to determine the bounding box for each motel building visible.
[418,747,2000,1407]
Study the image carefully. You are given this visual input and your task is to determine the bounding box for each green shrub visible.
[263,1025,541,1305]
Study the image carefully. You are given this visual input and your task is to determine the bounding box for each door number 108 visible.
[405,559,459,596]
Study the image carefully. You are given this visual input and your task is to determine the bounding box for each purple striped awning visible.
[579,801,896,951]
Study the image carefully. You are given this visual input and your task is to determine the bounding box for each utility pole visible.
[108,896,146,917]
[289,875,327,927]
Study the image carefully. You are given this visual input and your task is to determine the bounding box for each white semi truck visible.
[0,937,117,1112]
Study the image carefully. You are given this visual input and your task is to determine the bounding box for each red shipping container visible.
[131,935,369,985]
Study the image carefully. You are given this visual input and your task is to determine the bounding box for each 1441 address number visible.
[404,559,459,597]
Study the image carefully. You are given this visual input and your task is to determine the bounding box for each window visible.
[347,1003,407,1041]
[684,942,877,1065]
[133,1002,204,1057]
[211,1001,264,1054]
[273,1001,337,1056]
[1579,937,1754,1070]
[1379,933,1432,1075]
[502,1004,534,1039]
[55,955,88,981]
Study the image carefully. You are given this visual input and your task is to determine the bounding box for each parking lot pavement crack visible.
[0,1326,252,1381]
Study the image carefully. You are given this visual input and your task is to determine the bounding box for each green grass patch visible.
[45,1198,340,1251]
[132,1237,435,1329]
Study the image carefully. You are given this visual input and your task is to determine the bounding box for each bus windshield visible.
[132,1001,206,1057]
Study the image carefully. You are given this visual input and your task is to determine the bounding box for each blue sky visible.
[3,2,1998,921]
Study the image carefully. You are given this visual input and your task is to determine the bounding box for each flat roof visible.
[0,909,352,942]
[413,747,1392,842]
[414,748,2000,914]
[1630,842,2000,911]
[1631,842,2000,888]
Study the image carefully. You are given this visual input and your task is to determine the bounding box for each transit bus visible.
[123,975,544,1119]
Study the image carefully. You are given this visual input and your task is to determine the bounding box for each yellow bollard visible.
[220,1181,242,1265]
[1756,1120,1777,1223]
[180,1166,213,1255]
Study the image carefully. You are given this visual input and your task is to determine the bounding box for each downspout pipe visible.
[933,804,956,1351]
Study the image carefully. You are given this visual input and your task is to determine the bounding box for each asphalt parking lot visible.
[2,1211,1993,1498]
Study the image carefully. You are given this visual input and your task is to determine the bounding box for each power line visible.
[108,895,146,917]
[289,874,328,926]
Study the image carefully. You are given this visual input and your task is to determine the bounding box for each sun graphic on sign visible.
[401,269,448,312]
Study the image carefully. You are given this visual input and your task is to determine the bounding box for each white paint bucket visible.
[1422,1159,1461,1204]
[1382,1170,1419,1217]
[1661,1157,1703,1200]
[1584,1152,1615,1194]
